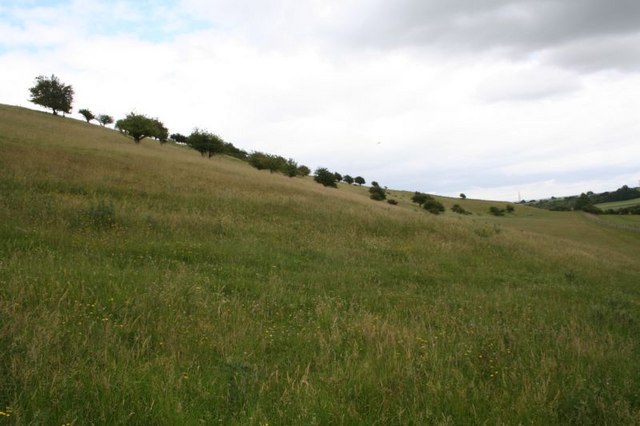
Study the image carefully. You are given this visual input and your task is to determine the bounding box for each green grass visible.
[1,104,639,424]
[596,197,640,210]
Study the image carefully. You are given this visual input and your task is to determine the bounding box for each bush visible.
[423,199,445,214]
[582,204,602,214]
[343,175,354,184]
[297,165,311,177]
[387,199,398,205]
[505,205,515,213]
[451,204,471,215]
[489,206,505,216]
[369,185,386,201]
[314,168,338,188]
[411,192,432,205]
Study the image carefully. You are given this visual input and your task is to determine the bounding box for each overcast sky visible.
[2,0,639,200]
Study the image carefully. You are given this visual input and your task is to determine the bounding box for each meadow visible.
[596,198,640,210]
[1,104,639,424]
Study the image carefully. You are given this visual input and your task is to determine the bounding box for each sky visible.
[1,0,639,201]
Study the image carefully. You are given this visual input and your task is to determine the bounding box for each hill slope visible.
[1,105,639,424]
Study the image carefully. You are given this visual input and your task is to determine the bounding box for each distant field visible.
[596,197,640,209]
[1,104,639,425]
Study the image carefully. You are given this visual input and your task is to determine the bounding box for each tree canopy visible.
[314,168,338,188]
[187,129,225,157]
[116,113,167,143]
[78,108,95,123]
[29,74,74,115]
[97,114,114,127]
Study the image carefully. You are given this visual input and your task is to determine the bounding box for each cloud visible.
[476,65,581,102]
[1,0,639,202]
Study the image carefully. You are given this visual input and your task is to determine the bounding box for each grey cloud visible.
[329,0,640,72]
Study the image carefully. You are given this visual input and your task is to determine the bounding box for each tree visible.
[343,175,354,184]
[97,114,114,127]
[460,193,467,199]
[354,176,365,186]
[78,108,95,123]
[334,172,343,182]
[29,74,74,115]
[116,113,166,143]
[314,168,338,188]
[152,118,168,143]
[284,159,299,177]
[297,165,311,177]
[187,129,225,157]
[170,133,188,143]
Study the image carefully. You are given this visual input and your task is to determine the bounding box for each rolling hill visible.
[1,104,639,424]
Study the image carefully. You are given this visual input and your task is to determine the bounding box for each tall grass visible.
[1,105,639,424]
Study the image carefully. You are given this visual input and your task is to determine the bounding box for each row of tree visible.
[29,74,463,212]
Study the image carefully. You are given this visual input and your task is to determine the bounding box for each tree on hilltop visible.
[78,108,95,123]
[116,113,167,143]
[187,129,225,157]
[343,175,354,184]
[29,74,74,115]
[97,114,114,127]
[354,176,365,186]
[314,168,338,188]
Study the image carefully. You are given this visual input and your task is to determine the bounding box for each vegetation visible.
[532,185,640,212]
[116,113,168,143]
[423,198,445,214]
[28,74,74,115]
[451,204,471,215]
[313,167,338,187]
[97,114,114,127]
[411,192,431,206]
[343,175,354,185]
[460,193,466,199]
[78,108,95,123]
[354,176,365,186]
[369,182,387,201]
[1,105,640,424]
[489,206,505,216]
[170,133,188,143]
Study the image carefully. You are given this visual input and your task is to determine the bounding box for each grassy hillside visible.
[1,104,639,424]
[596,197,640,210]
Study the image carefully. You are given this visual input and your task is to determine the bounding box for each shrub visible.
[423,199,445,214]
[314,168,338,188]
[369,185,386,201]
[411,192,432,205]
[387,199,398,205]
[451,204,471,215]
[297,165,311,176]
[489,206,505,216]
[505,205,515,213]
[582,204,602,214]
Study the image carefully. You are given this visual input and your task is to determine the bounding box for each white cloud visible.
[1,0,639,201]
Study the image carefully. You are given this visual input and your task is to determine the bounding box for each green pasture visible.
[1,105,639,424]
[596,197,640,210]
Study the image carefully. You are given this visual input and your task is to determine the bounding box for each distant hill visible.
[530,185,640,211]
